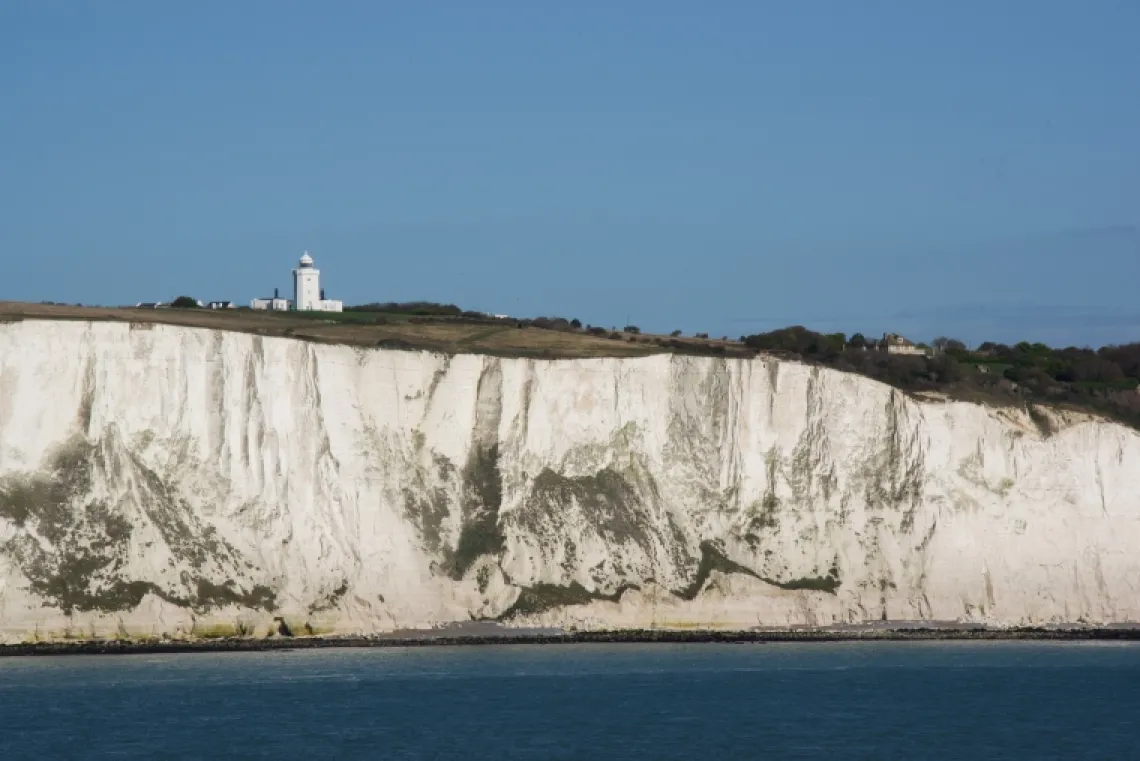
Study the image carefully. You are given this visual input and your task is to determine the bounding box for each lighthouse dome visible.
[299,252,314,267]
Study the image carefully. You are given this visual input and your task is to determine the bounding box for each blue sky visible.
[2,1,1138,347]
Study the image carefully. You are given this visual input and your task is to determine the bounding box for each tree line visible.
[741,327,1140,429]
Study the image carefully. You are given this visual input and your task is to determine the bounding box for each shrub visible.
[349,302,462,317]
[170,296,199,308]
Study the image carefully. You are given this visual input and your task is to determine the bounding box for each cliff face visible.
[1,320,1138,642]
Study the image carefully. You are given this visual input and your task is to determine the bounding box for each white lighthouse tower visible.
[290,251,343,312]
[292,251,321,310]
[252,251,343,312]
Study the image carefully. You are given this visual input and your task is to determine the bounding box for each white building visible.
[292,252,343,312]
[882,333,928,356]
[250,296,290,311]
[208,301,235,310]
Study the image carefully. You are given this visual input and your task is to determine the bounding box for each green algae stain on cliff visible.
[674,541,841,600]
[765,571,840,594]
[411,452,458,555]
[402,484,451,555]
[442,358,508,580]
[308,579,349,614]
[0,438,97,542]
[675,541,762,600]
[126,451,243,572]
[0,435,277,615]
[446,443,505,580]
[0,439,142,613]
[493,538,837,620]
[859,390,926,532]
[193,579,277,612]
[498,581,639,619]
[507,455,685,590]
[526,467,652,550]
[396,426,460,556]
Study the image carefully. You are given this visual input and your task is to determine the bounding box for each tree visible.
[928,354,963,383]
[533,317,572,331]
[171,296,199,308]
[933,336,967,352]
[723,323,1140,427]
[570,318,582,329]
[671,330,682,337]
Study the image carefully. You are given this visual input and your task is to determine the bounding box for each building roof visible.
[883,332,915,346]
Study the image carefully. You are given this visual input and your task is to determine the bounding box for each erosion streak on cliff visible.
[0,320,1138,642]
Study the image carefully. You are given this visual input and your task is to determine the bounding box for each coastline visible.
[4,626,1140,657]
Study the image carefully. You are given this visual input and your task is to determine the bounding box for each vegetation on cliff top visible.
[741,326,1140,430]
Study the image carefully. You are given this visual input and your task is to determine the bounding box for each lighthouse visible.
[291,252,343,312]
[293,252,320,310]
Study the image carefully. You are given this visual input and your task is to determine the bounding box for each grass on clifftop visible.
[0,301,748,360]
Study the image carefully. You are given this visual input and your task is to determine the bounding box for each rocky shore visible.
[5,627,1140,657]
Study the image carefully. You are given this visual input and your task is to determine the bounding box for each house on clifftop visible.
[882,333,928,356]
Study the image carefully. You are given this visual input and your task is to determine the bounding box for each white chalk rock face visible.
[0,320,1138,642]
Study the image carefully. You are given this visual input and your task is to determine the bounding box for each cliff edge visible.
[1,320,1138,642]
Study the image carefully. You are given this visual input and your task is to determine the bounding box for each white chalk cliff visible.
[1,319,1138,642]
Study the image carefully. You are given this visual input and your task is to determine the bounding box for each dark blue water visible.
[2,642,1138,759]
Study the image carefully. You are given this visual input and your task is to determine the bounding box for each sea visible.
[1,641,1137,760]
